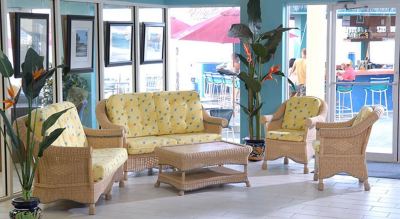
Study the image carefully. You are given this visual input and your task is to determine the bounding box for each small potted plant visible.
[0,48,68,219]
[227,0,296,161]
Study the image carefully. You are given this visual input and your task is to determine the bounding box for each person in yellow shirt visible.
[290,48,307,96]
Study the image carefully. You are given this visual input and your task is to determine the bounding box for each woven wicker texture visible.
[155,141,252,171]
[16,106,127,215]
[96,93,227,174]
[314,105,384,191]
[261,96,328,174]
[155,141,251,194]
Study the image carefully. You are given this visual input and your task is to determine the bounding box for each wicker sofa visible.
[17,102,128,215]
[96,91,227,178]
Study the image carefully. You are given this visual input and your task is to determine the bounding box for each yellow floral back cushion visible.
[154,91,204,135]
[31,102,88,147]
[352,106,373,126]
[282,96,321,130]
[106,93,159,137]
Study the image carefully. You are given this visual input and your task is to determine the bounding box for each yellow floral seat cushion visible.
[163,133,222,145]
[282,96,321,130]
[353,106,373,126]
[266,129,305,142]
[126,136,178,155]
[92,148,128,182]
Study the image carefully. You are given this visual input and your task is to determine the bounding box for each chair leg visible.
[313,173,318,181]
[148,168,153,176]
[284,157,289,165]
[89,204,95,215]
[304,164,309,174]
[262,161,267,170]
[364,179,370,191]
[358,178,364,183]
[105,193,112,200]
[119,179,125,188]
[318,179,324,191]
[124,171,128,180]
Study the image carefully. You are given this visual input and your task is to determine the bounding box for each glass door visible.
[330,3,399,162]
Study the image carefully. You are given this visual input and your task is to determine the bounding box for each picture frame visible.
[66,15,94,73]
[13,13,49,78]
[105,22,134,67]
[140,22,165,64]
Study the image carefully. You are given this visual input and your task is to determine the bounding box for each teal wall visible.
[166,0,289,140]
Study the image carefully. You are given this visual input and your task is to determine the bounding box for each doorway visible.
[330,3,399,162]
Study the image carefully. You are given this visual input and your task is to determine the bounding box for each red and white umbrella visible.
[175,8,240,44]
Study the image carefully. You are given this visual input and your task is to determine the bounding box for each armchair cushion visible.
[154,91,204,135]
[92,148,128,182]
[106,93,159,137]
[31,102,88,147]
[163,133,222,145]
[126,136,178,155]
[352,106,373,126]
[267,129,305,142]
[282,96,321,130]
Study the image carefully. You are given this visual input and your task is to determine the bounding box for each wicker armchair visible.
[16,102,128,215]
[261,96,327,174]
[313,105,384,191]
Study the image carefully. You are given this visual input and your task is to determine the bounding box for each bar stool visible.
[364,77,389,117]
[336,80,354,119]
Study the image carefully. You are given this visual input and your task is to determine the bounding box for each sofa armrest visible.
[96,99,127,132]
[36,146,93,186]
[84,128,124,149]
[202,109,228,134]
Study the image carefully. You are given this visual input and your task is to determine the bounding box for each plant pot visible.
[9,197,41,219]
[244,139,265,161]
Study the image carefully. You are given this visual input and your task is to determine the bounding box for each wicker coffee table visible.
[154,141,252,195]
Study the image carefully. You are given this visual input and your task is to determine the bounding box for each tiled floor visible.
[1,159,400,219]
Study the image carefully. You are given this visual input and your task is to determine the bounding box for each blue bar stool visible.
[336,80,354,119]
[364,77,389,117]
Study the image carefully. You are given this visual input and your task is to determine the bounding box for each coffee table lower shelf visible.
[155,166,250,196]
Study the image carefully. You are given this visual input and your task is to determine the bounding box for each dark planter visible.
[9,197,41,219]
[244,139,265,161]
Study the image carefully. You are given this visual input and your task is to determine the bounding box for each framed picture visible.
[105,22,134,67]
[13,13,49,78]
[66,15,94,73]
[140,22,165,64]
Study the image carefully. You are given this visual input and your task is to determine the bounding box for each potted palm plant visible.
[228,0,296,161]
[0,48,68,219]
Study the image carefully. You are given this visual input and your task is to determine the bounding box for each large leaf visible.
[21,48,44,99]
[41,108,71,136]
[228,24,253,43]
[238,71,262,93]
[260,26,295,63]
[0,50,14,77]
[236,53,249,68]
[0,110,25,159]
[251,43,267,59]
[275,71,296,93]
[258,25,295,41]
[38,128,65,157]
[247,0,261,31]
